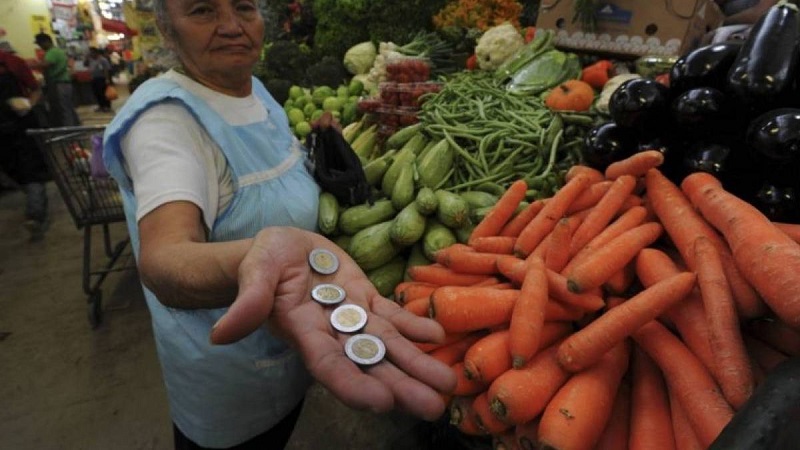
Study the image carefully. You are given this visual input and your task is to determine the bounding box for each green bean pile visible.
[419,71,588,195]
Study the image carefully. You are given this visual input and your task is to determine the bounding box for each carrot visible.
[430,287,519,333]
[570,175,638,255]
[546,269,605,312]
[440,250,501,275]
[514,174,594,257]
[471,276,504,287]
[632,320,734,448]
[414,332,470,353]
[450,395,486,436]
[408,265,492,286]
[470,179,529,245]
[432,243,474,264]
[565,165,605,184]
[500,200,545,238]
[646,169,765,319]
[603,263,636,296]
[537,341,630,450]
[429,332,486,367]
[471,236,517,255]
[544,298,585,322]
[774,221,800,243]
[667,384,704,450]
[743,334,790,374]
[566,180,614,214]
[488,344,571,426]
[629,347,676,450]
[509,257,550,368]
[604,149,664,180]
[619,194,644,212]
[453,361,487,396]
[403,295,431,317]
[564,205,648,268]
[745,317,800,356]
[544,218,574,272]
[473,391,513,435]
[394,281,438,305]
[635,249,716,374]
[693,236,754,409]
[594,381,631,450]
[557,271,696,372]
[514,419,540,450]
[496,255,528,286]
[493,430,519,450]
[464,330,513,383]
[565,222,664,294]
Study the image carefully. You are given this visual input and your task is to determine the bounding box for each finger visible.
[370,295,446,344]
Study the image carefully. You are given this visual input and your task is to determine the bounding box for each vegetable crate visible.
[27,126,134,329]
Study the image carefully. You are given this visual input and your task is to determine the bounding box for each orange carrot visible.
[429,332,486,367]
[474,391,513,435]
[668,384,704,450]
[464,330,513,383]
[632,320,734,448]
[603,263,636,296]
[546,269,605,312]
[545,299,585,322]
[403,295,431,317]
[500,200,545,238]
[570,175,638,255]
[544,218,574,272]
[594,381,632,450]
[646,168,765,319]
[745,317,800,356]
[450,395,486,436]
[430,287,519,333]
[408,265,491,286]
[488,344,571,426]
[496,255,528,286]
[743,334,789,373]
[566,222,663,294]
[415,332,470,353]
[629,347,676,450]
[537,341,630,450]
[470,179,529,244]
[604,149,664,180]
[620,194,644,212]
[514,174,594,257]
[558,272,696,372]
[566,180,614,214]
[440,250,501,275]
[509,257,550,368]
[471,236,517,254]
[564,205,648,268]
[693,236,754,409]
[774,221,800,243]
[471,276,504,287]
[514,419,540,450]
[453,361,487,396]
[394,281,438,304]
[565,165,605,184]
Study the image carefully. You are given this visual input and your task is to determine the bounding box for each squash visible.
[544,79,595,112]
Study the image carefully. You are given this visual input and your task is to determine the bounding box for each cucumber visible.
[367,256,407,298]
[415,187,439,216]
[348,220,403,270]
[317,192,340,236]
[423,219,458,261]
[391,162,415,211]
[435,189,470,229]
[338,199,396,236]
[384,123,423,150]
[390,202,427,246]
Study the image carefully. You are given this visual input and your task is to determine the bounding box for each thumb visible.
[209,262,278,345]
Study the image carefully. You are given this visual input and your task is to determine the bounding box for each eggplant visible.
[671,87,732,134]
[608,78,671,134]
[726,2,800,111]
[581,122,638,171]
[682,140,733,178]
[669,41,743,96]
[753,182,800,222]
[746,108,800,163]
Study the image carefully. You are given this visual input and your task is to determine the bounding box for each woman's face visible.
[165,0,264,94]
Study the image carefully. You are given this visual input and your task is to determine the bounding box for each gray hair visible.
[151,0,175,41]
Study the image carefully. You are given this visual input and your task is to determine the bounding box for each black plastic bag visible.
[305,119,371,206]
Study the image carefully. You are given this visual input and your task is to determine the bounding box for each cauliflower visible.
[343,41,377,75]
[474,22,525,71]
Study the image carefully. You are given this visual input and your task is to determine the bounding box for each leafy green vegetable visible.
[506,50,583,95]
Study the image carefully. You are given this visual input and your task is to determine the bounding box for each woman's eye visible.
[189,5,214,16]
[235,1,257,13]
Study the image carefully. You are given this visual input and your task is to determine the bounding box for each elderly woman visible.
[102,1,455,449]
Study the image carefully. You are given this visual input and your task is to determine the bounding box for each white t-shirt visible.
[121,70,268,230]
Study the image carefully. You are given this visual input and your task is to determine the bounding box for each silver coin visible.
[311,283,346,305]
[344,334,386,366]
[330,304,368,333]
[308,248,339,275]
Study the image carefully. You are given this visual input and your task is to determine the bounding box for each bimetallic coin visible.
[311,283,346,305]
[308,248,339,275]
[344,334,386,366]
[330,304,368,333]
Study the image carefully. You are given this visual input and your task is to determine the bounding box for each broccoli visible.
[306,56,349,88]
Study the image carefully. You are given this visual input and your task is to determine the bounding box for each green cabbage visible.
[343,41,377,75]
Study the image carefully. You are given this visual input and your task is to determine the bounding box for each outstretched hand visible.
[209,227,456,421]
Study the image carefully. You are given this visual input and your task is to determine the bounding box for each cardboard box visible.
[536,0,725,57]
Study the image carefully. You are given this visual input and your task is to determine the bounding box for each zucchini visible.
[338,199,396,236]
[350,124,378,159]
[367,256,407,298]
[416,138,454,189]
[405,242,431,281]
[317,192,340,236]
[708,356,800,450]
[390,202,427,246]
[415,187,439,216]
[363,150,395,187]
[384,123,423,150]
[459,191,499,210]
[423,219,458,261]
[381,145,418,196]
[348,220,403,270]
[455,219,475,245]
[390,162,415,211]
[435,189,470,229]
[332,234,353,253]
[416,139,438,162]
[473,181,507,197]
[470,205,493,225]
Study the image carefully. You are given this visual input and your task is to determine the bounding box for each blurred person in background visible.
[86,47,113,112]
[31,33,80,127]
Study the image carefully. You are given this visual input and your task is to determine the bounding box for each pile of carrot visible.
[396,152,800,450]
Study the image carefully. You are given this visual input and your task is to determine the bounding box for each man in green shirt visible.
[33,33,79,126]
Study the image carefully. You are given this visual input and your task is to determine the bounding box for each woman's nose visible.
[216,9,243,35]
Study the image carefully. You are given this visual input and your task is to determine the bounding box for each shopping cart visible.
[27,126,134,328]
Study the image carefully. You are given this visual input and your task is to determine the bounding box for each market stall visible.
[256,0,800,448]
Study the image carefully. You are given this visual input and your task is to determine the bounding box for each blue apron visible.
[103,75,319,448]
